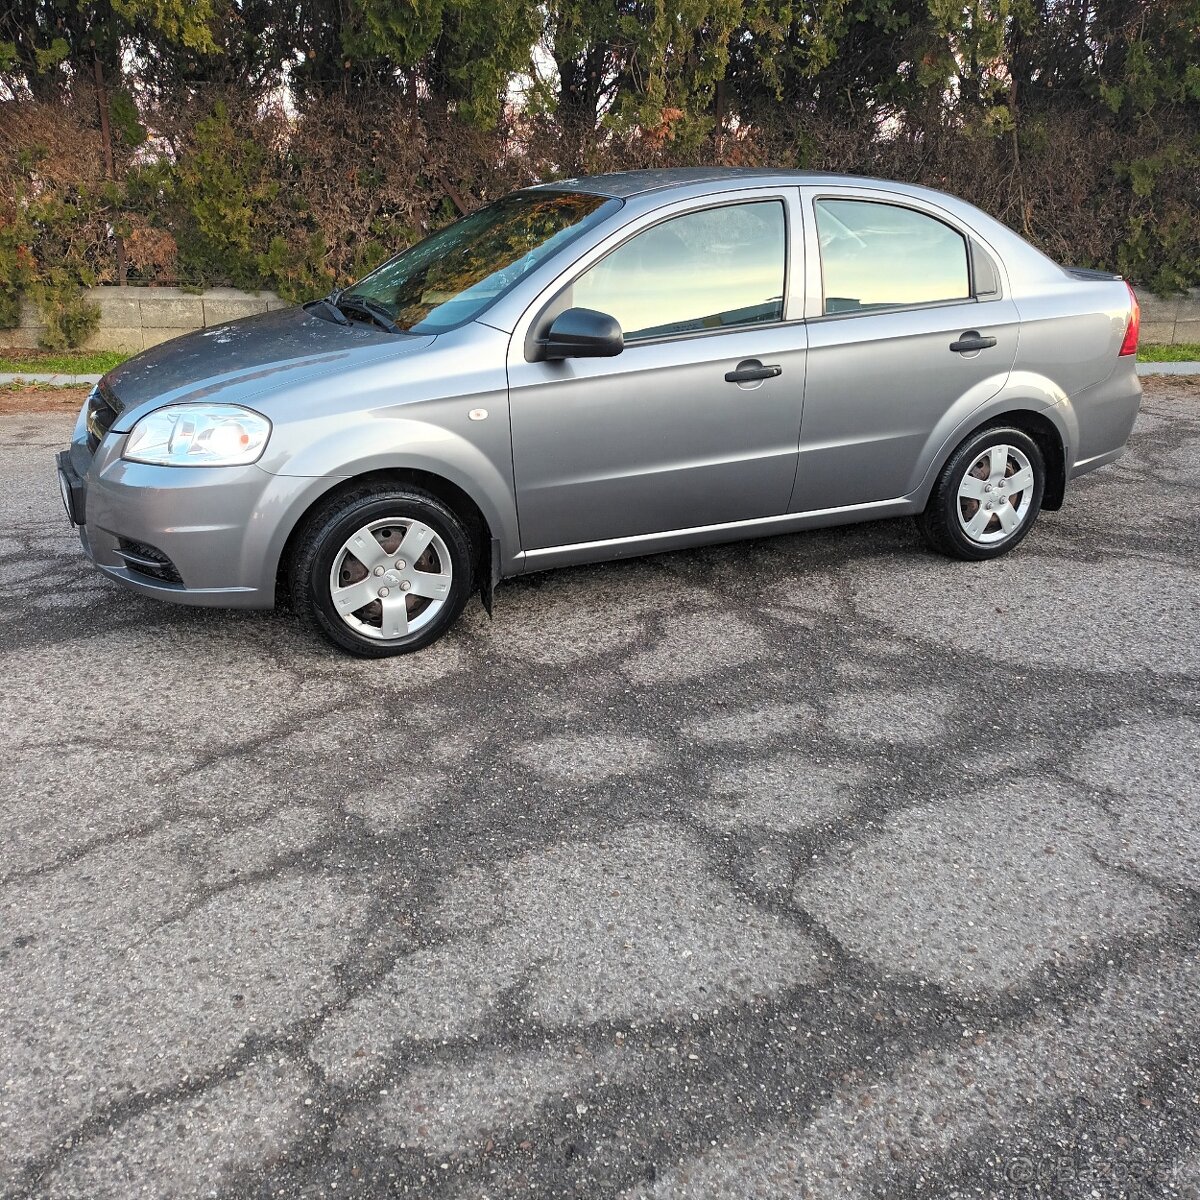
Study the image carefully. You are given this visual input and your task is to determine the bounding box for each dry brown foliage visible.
[2,89,1195,306]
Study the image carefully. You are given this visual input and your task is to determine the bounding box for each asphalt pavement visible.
[2,379,1198,1199]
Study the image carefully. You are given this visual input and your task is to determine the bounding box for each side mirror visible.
[541,307,624,361]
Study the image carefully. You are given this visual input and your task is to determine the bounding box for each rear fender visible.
[908,373,1076,506]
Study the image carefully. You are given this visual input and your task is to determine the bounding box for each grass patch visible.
[0,349,130,375]
[1139,343,1200,362]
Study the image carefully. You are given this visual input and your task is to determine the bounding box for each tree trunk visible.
[93,53,127,286]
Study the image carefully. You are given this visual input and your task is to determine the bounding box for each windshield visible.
[341,190,619,333]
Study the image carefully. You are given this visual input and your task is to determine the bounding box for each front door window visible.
[571,201,786,340]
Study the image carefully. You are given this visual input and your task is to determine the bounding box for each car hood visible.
[104,306,435,431]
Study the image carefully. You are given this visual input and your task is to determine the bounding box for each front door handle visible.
[949,331,997,353]
[725,359,782,383]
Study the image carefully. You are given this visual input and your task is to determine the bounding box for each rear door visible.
[790,188,1019,513]
[506,191,808,551]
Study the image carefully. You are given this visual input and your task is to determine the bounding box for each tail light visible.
[1119,282,1140,356]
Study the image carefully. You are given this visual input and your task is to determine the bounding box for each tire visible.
[290,485,476,656]
[916,425,1045,561]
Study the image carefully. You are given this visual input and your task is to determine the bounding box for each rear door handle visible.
[949,331,997,353]
[725,360,782,383]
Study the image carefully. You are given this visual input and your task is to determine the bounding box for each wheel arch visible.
[992,409,1067,510]
[917,404,1069,512]
[272,468,497,606]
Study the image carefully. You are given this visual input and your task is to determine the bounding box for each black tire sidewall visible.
[935,427,1045,560]
[299,490,474,656]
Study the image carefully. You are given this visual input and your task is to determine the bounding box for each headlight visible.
[123,404,271,466]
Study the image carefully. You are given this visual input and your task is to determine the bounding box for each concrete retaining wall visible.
[1137,290,1200,346]
[2,283,1199,352]
[1,286,290,353]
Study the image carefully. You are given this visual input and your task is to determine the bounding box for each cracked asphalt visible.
[1,378,1198,1199]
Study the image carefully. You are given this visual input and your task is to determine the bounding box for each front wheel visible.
[290,486,475,656]
[916,426,1045,560]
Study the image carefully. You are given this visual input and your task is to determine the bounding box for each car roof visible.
[529,167,855,199]
[522,167,1050,274]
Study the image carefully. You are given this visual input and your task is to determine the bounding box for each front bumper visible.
[61,418,323,610]
[56,450,86,526]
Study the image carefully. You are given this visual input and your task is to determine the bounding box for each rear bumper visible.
[1066,356,1142,475]
[1069,444,1126,480]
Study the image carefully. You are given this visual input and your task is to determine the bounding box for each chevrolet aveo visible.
[56,168,1143,656]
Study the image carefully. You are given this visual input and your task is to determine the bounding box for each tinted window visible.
[572,201,786,340]
[344,190,618,333]
[815,199,970,315]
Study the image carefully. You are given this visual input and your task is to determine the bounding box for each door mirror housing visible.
[540,307,623,361]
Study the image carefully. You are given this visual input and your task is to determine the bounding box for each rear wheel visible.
[916,426,1045,560]
[291,486,475,656]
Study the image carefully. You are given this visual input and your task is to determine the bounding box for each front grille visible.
[85,383,121,453]
[115,537,183,585]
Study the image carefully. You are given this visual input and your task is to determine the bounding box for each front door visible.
[507,195,807,551]
[790,191,1020,513]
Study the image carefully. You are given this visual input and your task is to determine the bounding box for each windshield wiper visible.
[335,294,403,335]
[307,296,350,326]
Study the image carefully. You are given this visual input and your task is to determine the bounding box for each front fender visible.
[255,405,521,584]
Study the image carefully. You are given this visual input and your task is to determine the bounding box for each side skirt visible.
[510,496,919,574]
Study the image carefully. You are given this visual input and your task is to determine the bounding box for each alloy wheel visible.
[328,518,453,640]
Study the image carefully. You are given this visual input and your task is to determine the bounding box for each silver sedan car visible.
[56,168,1142,655]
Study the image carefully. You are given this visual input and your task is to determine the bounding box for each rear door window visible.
[815,199,970,315]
